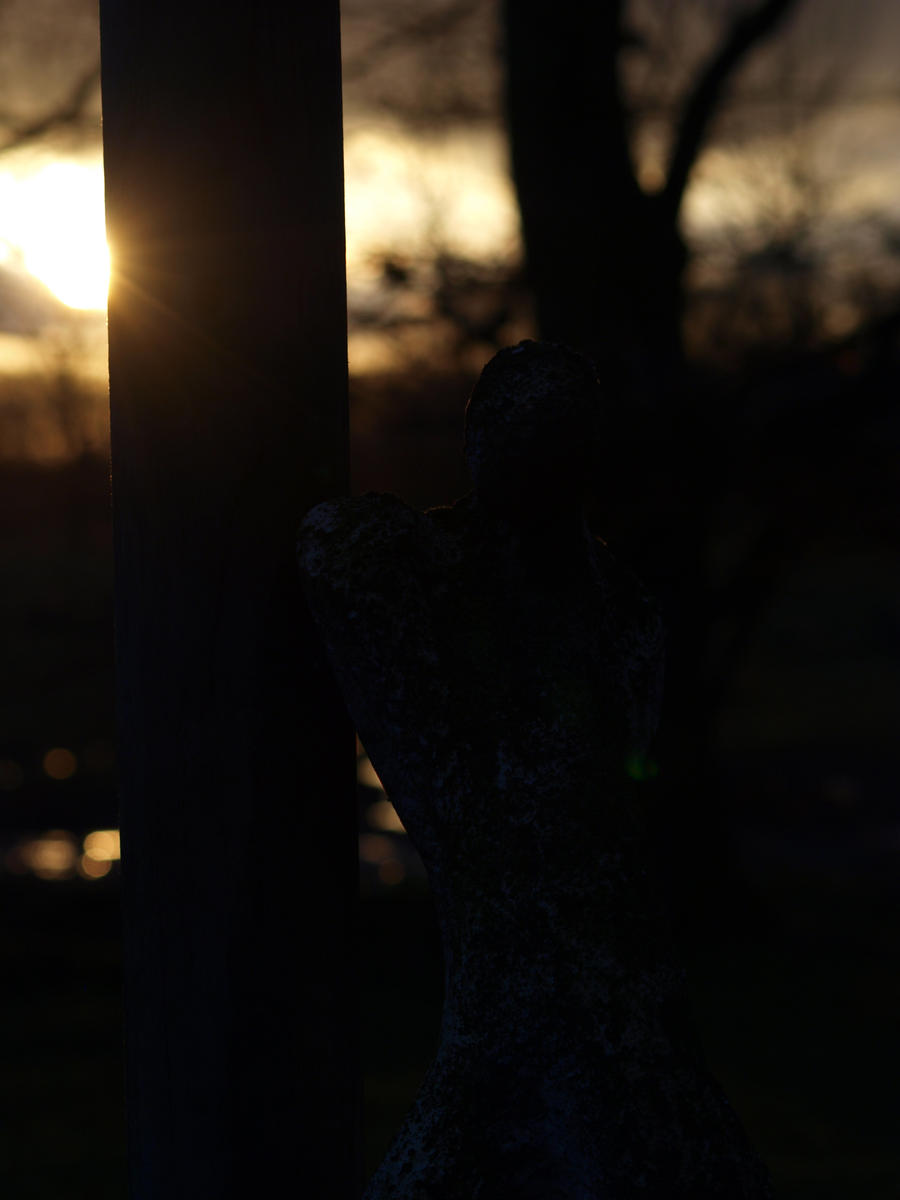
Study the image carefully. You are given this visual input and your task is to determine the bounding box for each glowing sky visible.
[0,128,520,321]
[1,101,899,332]
[0,159,109,310]
[1,0,900,323]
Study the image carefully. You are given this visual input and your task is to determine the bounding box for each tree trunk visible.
[502,2,789,941]
[503,0,686,394]
[100,4,360,1195]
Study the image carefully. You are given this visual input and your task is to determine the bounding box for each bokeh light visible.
[359,833,394,864]
[367,798,405,833]
[377,859,406,886]
[357,753,386,792]
[82,829,120,861]
[21,830,77,879]
[78,854,111,880]
[42,747,77,780]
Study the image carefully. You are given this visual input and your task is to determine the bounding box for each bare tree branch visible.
[662,0,800,217]
[342,0,482,84]
[0,63,99,155]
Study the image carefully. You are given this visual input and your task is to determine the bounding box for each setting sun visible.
[0,160,109,311]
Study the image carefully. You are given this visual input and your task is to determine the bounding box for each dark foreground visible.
[1,835,897,1199]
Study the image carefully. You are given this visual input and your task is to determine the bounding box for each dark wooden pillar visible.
[99,4,359,1195]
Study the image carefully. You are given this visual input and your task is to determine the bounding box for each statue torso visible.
[299,491,772,1200]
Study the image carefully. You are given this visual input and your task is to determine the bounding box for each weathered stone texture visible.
[298,343,773,1198]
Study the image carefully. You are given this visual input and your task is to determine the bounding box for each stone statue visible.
[298,341,773,1198]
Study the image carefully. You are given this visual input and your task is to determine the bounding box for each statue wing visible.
[298,493,450,796]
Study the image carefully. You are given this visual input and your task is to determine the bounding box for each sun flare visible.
[0,160,109,311]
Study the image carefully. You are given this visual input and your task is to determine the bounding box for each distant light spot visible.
[368,798,405,833]
[359,832,394,864]
[357,753,385,792]
[42,747,77,780]
[0,759,24,790]
[83,829,120,862]
[78,853,111,880]
[23,830,77,878]
[378,859,406,886]
[625,753,659,782]
[637,159,665,193]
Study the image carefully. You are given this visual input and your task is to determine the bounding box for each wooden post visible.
[99,4,359,1195]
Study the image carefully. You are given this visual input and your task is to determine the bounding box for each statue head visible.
[464,340,601,517]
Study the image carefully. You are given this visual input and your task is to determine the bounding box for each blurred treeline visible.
[345,0,900,927]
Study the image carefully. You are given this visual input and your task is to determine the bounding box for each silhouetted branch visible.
[0,64,100,154]
[662,0,800,216]
[342,0,482,84]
